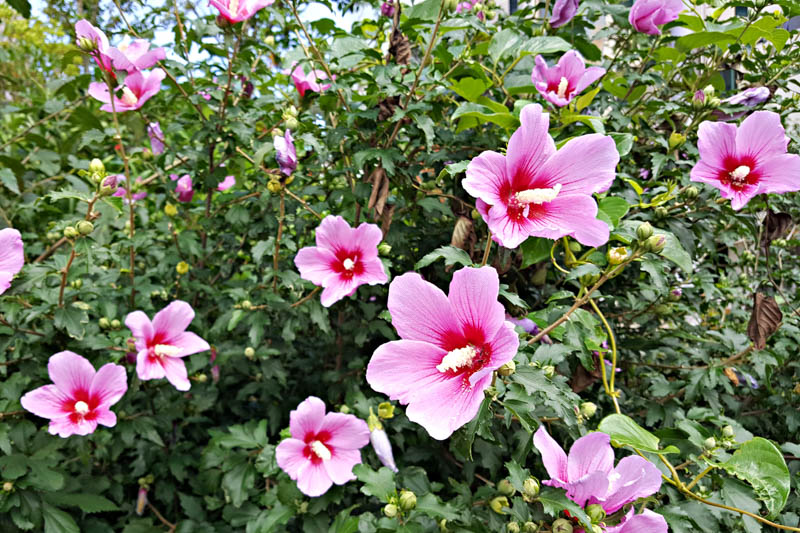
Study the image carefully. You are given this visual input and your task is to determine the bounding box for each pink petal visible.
[161,356,190,391]
[319,413,370,450]
[90,363,128,408]
[533,426,569,482]
[94,408,118,428]
[295,246,339,285]
[314,215,357,253]
[169,332,211,357]
[605,509,668,533]
[217,175,236,191]
[289,396,326,440]
[353,222,384,254]
[484,202,537,249]
[296,461,333,497]
[152,300,195,343]
[530,195,611,247]
[755,153,800,195]
[473,321,518,386]
[566,431,614,480]
[537,133,619,195]
[601,456,663,514]
[125,311,154,345]
[319,274,359,307]
[49,416,97,438]
[386,273,460,346]
[88,82,112,104]
[0,228,24,277]
[20,385,71,419]
[0,272,13,294]
[448,266,504,342]
[564,470,611,508]
[136,349,166,381]
[506,104,556,188]
[736,110,790,161]
[574,66,606,95]
[276,438,309,479]
[48,351,96,397]
[367,340,448,406]
[323,448,363,484]
[463,150,510,206]
[696,120,737,170]
[356,256,389,286]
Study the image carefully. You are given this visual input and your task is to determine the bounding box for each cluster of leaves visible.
[1,0,800,531]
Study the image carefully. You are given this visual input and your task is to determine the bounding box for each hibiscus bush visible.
[2,0,800,530]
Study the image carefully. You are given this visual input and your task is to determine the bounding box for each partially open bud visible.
[607,246,628,266]
[668,132,687,151]
[216,14,232,29]
[542,365,556,379]
[692,89,705,110]
[551,518,573,533]
[498,479,515,497]
[399,490,417,511]
[498,361,516,377]
[645,235,667,254]
[586,504,606,523]
[508,522,521,533]
[580,401,597,418]
[244,347,255,359]
[669,287,682,301]
[722,425,735,438]
[383,503,398,518]
[176,261,189,275]
[77,37,98,52]
[89,158,105,175]
[378,402,395,419]
[522,477,540,499]
[702,84,716,99]
[135,487,148,516]
[378,242,392,256]
[490,496,509,514]
[77,220,94,235]
[64,226,79,239]
[636,221,654,241]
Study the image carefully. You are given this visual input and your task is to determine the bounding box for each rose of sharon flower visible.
[629,0,683,35]
[175,175,194,203]
[605,508,668,533]
[724,86,770,107]
[125,301,211,391]
[533,427,664,517]
[294,215,388,307]
[550,0,579,28]
[288,64,333,97]
[217,175,236,191]
[463,103,619,249]
[210,0,274,23]
[274,130,297,176]
[276,396,370,497]
[690,111,800,210]
[0,228,24,295]
[366,267,519,440]
[531,51,605,108]
[75,20,114,73]
[147,122,165,155]
[89,69,166,112]
[20,351,127,438]
[110,40,166,72]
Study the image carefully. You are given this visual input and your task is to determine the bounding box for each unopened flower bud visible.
[378,242,392,256]
[669,287,682,301]
[380,1,395,17]
[552,518,573,533]
[176,261,189,275]
[636,222,654,241]
[99,317,111,329]
[78,36,98,52]
[498,479,515,497]
[471,208,481,221]
[399,490,417,511]
[70,279,83,289]
[135,487,148,516]
[655,206,669,219]
[580,401,597,418]
[646,235,666,254]
[704,436,717,450]
[378,402,395,419]
[241,300,252,310]
[164,203,178,217]
[383,503,398,518]
[607,246,628,265]
[244,347,255,359]
[508,522,521,533]
[2,481,13,492]
[668,132,687,151]
[111,319,121,329]
[522,477,540,499]
[708,96,721,108]
[490,496,509,514]
[692,89,705,110]
[586,504,606,523]
[216,14,231,29]
[265,35,276,47]
[339,404,351,414]
[722,425,735,438]
[64,226,79,239]
[542,365,556,379]
[89,158,106,175]
[684,185,699,200]
[498,361,516,377]
[196,373,207,383]
[522,522,538,533]
[77,220,94,235]
[267,179,282,193]
[284,116,299,130]
[702,84,716,99]
[579,272,601,287]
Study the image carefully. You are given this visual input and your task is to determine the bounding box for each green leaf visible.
[415,245,473,269]
[222,458,256,507]
[538,487,593,530]
[42,504,80,533]
[489,29,525,64]
[676,32,736,52]
[452,102,519,129]
[54,306,87,340]
[353,465,396,502]
[7,0,31,18]
[654,229,693,274]
[0,168,20,195]
[609,132,634,157]
[415,493,461,520]
[718,437,790,517]
[44,493,119,513]
[214,420,268,449]
[520,237,551,268]
[598,197,629,228]
[450,77,491,103]
[78,129,106,150]
[575,86,601,112]
[598,414,679,454]
[520,36,571,57]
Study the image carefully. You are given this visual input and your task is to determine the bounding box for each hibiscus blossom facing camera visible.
[294,215,388,307]
[463,103,619,249]
[276,396,370,497]
[531,51,605,108]
[366,267,519,440]
[125,301,211,391]
[88,69,165,112]
[690,111,800,210]
[20,351,127,438]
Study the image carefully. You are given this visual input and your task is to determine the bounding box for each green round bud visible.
[77,37,97,52]
[241,300,252,310]
[586,504,606,523]
[196,373,208,383]
[542,365,556,379]
[89,158,105,174]
[70,279,83,289]
[498,361,516,377]
[579,272,601,287]
[64,226,79,239]
[522,522,538,533]
[722,425,735,438]
[490,496,509,514]
[285,116,299,130]
[773,238,787,247]
[497,479,515,497]
[3,481,14,492]
[339,405,351,414]
[378,243,392,256]
[244,347,255,359]
[265,35,276,47]
[636,222,654,241]
[383,503,398,518]
[99,317,111,329]
[552,518,573,533]
[702,84,716,98]
[399,490,417,511]
[508,522,521,533]
[110,319,121,329]
[704,437,717,450]
[645,235,666,254]
[77,220,94,235]
[522,477,540,499]
[471,208,481,221]
[580,402,597,418]
[655,206,669,219]
[568,241,581,253]
[684,186,699,200]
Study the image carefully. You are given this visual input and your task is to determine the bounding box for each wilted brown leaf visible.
[451,216,473,249]
[747,292,782,350]
[723,367,739,386]
[367,167,389,216]
[760,210,792,249]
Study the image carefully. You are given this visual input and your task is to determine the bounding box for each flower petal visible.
[0,228,24,278]
[367,340,448,406]
[463,151,510,206]
[386,273,460,346]
[604,509,668,533]
[567,431,614,480]
[319,413,370,450]
[448,266,504,342]
[90,363,128,408]
[48,351,96,397]
[295,246,339,285]
[136,349,166,381]
[49,416,97,438]
[537,133,619,195]
[737,110,789,162]
[525,195,610,247]
[353,222,384,255]
[152,300,195,343]
[506,104,556,190]
[565,470,611,508]
[296,461,333,497]
[276,438,310,479]
[323,448,362,484]
[168,332,211,357]
[125,310,154,345]
[315,215,357,253]
[319,274,359,307]
[533,426,569,482]
[94,408,118,428]
[290,396,327,441]
[20,385,71,419]
[755,153,800,195]
[696,120,737,170]
[601,455,663,514]
[161,356,190,391]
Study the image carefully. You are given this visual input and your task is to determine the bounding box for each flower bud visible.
[702,84,716,99]
[111,319,121,329]
[378,402,395,419]
[267,179,282,193]
[244,347,255,359]
[497,479,515,497]
[89,158,105,175]
[383,503,398,518]
[683,186,699,200]
[692,89,705,110]
[669,287,682,301]
[264,35,276,47]
[655,206,669,219]
[241,300,252,310]
[99,317,111,329]
[439,519,449,532]
[607,246,628,265]
[216,14,231,29]
[586,504,606,523]
[579,272,601,287]
[370,425,398,472]
[704,436,717,450]
[135,486,148,515]
[552,518,573,533]
[64,226,79,239]
[708,96,721,108]
[722,425,735,438]
[668,132,686,151]
[471,208,481,221]
[2,481,14,492]
[522,477,540,499]
[498,361,516,377]
[77,220,94,235]
[645,235,666,254]
[542,365,556,379]
[70,279,83,289]
[522,522,538,533]
[399,490,417,511]
[285,116,299,130]
[490,496,509,514]
[380,1,395,17]
[339,404,351,414]
[164,203,178,217]
[176,261,189,275]
[77,36,98,52]
[636,222,654,241]
[378,242,392,256]
[197,373,208,383]
[508,522,521,533]
[279,427,291,440]
[580,401,597,418]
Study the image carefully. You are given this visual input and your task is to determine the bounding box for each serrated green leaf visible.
[44,493,119,513]
[415,245,473,269]
[353,465,396,502]
[42,504,80,533]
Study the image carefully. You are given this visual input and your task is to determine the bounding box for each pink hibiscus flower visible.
[276,396,370,497]
[209,0,275,23]
[20,351,127,438]
[463,103,619,249]
[175,175,194,202]
[533,427,663,514]
[294,215,388,307]
[288,63,334,97]
[125,301,211,391]
[366,266,519,440]
[629,0,683,35]
[274,130,297,176]
[690,111,800,210]
[531,50,605,108]
[110,40,166,72]
[75,20,114,73]
[147,121,165,155]
[0,228,24,295]
[88,69,166,112]
[217,175,236,191]
[550,0,579,28]
[605,508,668,533]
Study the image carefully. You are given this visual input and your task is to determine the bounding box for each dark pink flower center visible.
[331,249,365,280]
[546,76,571,99]
[438,327,493,385]
[303,430,334,465]
[718,155,759,191]
[63,389,100,424]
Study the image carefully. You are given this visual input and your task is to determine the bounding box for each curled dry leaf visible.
[367,166,390,216]
[451,216,473,249]
[760,210,793,249]
[746,292,782,350]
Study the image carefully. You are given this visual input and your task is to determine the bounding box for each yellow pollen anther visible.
[74,401,89,414]
[120,87,138,106]
[557,77,569,99]
[516,184,562,205]
[730,165,751,182]
[437,346,477,373]
[154,344,182,357]
[343,258,356,270]
[310,440,332,461]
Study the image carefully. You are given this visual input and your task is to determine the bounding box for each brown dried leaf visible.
[746,292,782,350]
[375,173,390,216]
[380,204,395,236]
[451,217,473,249]
[723,367,740,386]
[367,167,387,213]
[377,96,400,122]
[760,210,793,248]
[389,31,411,65]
